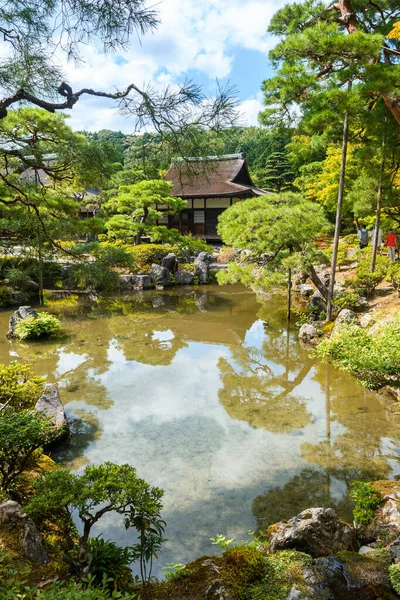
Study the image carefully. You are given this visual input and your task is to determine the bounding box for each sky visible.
[62,0,292,133]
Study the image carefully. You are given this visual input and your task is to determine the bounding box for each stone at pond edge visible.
[298,324,321,345]
[194,252,212,284]
[161,252,178,273]
[331,308,357,337]
[35,383,69,442]
[174,270,195,285]
[0,500,26,524]
[7,305,38,338]
[268,507,357,557]
[299,284,314,298]
[308,292,326,318]
[151,264,171,286]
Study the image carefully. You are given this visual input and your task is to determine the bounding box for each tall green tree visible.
[254,150,295,192]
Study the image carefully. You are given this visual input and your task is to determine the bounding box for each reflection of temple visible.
[163,154,267,239]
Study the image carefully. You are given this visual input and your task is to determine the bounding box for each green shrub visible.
[0,575,136,599]
[389,563,400,594]
[388,261,400,295]
[0,286,13,307]
[67,262,119,294]
[326,243,351,269]
[14,312,61,340]
[176,235,209,255]
[0,363,44,409]
[334,291,365,311]
[350,481,383,526]
[348,251,389,297]
[222,546,267,600]
[87,537,133,591]
[5,267,32,291]
[125,243,173,267]
[313,317,400,388]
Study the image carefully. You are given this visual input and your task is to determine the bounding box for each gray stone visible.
[358,545,376,555]
[10,291,26,305]
[268,507,357,557]
[298,323,321,345]
[322,272,331,287]
[134,275,154,290]
[331,308,357,337]
[151,264,171,286]
[174,270,194,285]
[286,587,310,600]
[7,305,38,338]
[35,383,69,441]
[299,284,314,298]
[161,252,178,273]
[308,292,326,317]
[118,274,138,291]
[194,252,212,285]
[195,251,213,264]
[0,500,26,524]
[388,537,400,563]
[23,520,49,564]
[360,313,374,328]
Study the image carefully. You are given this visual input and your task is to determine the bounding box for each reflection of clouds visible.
[56,349,88,377]
[152,329,175,342]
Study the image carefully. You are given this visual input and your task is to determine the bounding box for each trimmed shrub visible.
[348,251,389,297]
[0,363,44,409]
[388,261,400,295]
[0,286,13,307]
[14,313,61,340]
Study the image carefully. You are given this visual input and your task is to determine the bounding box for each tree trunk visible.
[134,207,149,245]
[371,133,386,273]
[326,107,350,321]
[307,264,329,300]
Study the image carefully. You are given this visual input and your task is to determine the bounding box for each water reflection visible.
[0,285,399,574]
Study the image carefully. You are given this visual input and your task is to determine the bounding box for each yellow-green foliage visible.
[221,546,268,599]
[178,263,197,274]
[14,313,61,340]
[124,244,176,268]
[0,286,13,308]
[389,563,400,594]
[0,363,44,409]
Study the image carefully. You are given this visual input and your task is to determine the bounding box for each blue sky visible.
[63,0,289,133]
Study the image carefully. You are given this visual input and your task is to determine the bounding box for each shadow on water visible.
[0,284,400,576]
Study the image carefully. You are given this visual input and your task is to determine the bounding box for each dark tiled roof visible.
[164,154,267,198]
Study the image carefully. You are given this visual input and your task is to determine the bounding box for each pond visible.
[1,284,399,576]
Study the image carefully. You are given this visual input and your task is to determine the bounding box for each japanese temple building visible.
[162,153,267,238]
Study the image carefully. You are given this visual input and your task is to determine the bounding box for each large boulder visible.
[151,264,171,287]
[35,383,69,442]
[134,274,154,290]
[7,305,38,338]
[118,274,138,292]
[331,308,357,337]
[194,252,212,284]
[299,284,314,298]
[0,500,26,524]
[268,507,357,557]
[298,323,321,345]
[308,292,326,318]
[23,519,50,565]
[161,252,178,273]
[174,270,195,285]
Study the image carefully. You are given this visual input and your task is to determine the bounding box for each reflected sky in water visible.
[0,285,399,575]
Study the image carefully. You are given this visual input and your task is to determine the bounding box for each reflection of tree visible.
[51,410,102,471]
[301,362,397,484]
[218,329,314,433]
[252,468,353,532]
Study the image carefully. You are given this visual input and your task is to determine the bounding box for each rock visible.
[23,520,49,564]
[35,383,69,442]
[134,274,154,290]
[194,252,212,284]
[322,272,331,287]
[308,292,326,318]
[358,297,369,310]
[268,507,357,557]
[286,587,310,600]
[360,313,374,328]
[0,500,26,524]
[151,264,171,287]
[388,537,400,563]
[151,296,166,308]
[174,270,194,285]
[331,308,357,337]
[161,252,178,273]
[118,274,138,291]
[10,291,26,305]
[299,284,314,298]
[298,324,321,345]
[7,305,38,338]
[358,545,376,555]
[25,279,40,293]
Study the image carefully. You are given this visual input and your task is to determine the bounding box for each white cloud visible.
[57,0,292,131]
[238,92,265,127]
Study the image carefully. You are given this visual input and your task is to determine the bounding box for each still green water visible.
[0,285,399,574]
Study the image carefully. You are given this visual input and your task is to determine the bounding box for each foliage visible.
[162,563,187,582]
[26,462,164,576]
[313,317,400,389]
[389,563,400,595]
[123,244,174,268]
[0,407,53,491]
[14,313,61,340]
[87,537,133,592]
[210,534,235,549]
[67,262,120,294]
[254,150,295,193]
[334,291,365,312]
[221,546,267,600]
[5,268,32,291]
[387,261,400,294]
[105,180,186,245]
[130,515,166,585]
[348,252,389,296]
[0,363,44,410]
[350,481,383,526]
[0,286,13,307]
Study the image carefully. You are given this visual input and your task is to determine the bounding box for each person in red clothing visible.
[385,229,397,262]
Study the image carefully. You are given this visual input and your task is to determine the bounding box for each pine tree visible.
[255,151,295,192]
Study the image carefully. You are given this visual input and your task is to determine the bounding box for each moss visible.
[370,480,400,497]
[221,546,268,599]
